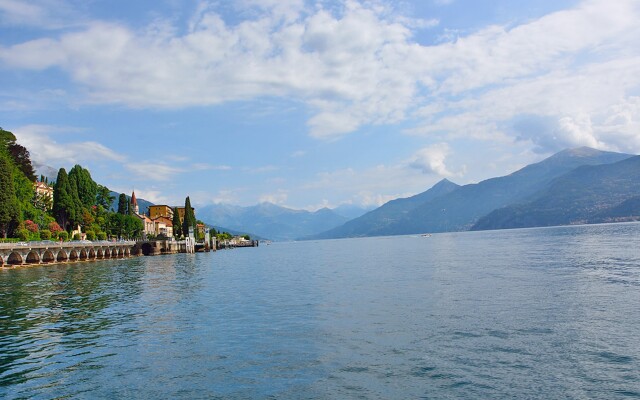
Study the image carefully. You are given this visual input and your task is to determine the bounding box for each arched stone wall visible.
[57,250,67,262]
[26,251,39,264]
[42,250,55,263]
[7,252,22,265]
[69,250,78,261]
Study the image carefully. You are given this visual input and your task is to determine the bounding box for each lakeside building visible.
[131,192,159,237]
[148,205,174,219]
[152,216,173,237]
[33,181,54,210]
[131,193,196,239]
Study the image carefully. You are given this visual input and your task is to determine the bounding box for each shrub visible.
[29,232,41,241]
[48,221,63,233]
[17,229,30,241]
[40,230,52,240]
[58,231,68,241]
[73,233,81,241]
[25,220,39,233]
[97,232,107,240]
[85,231,96,241]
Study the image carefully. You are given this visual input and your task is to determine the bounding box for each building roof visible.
[131,191,137,206]
[152,216,173,226]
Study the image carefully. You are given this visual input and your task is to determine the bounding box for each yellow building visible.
[174,206,195,222]
[148,205,174,219]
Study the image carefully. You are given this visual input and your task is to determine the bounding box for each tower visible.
[131,191,139,215]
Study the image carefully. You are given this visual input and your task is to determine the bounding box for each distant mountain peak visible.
[551,146,626,160]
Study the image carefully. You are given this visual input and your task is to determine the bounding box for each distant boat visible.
[421,234,432,237]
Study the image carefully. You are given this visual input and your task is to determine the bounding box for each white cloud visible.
[0,0,85,29]
[191,163,232,171]
[302,163,441,207]
[408,143,463,177]
[125,162,186,181]
[259,189,288,204]
[1,0,639,150]
[12,124,126,166]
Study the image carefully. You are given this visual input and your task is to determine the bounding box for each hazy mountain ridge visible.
[472,155,640,230]
[197,202,350,241]
[308,178,460,239]
[310,147,635,239]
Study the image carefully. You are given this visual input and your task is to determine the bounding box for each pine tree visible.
[172,207,183,238]
[182,196,196,238]
[0,153,21,238]
[117,193,128,215]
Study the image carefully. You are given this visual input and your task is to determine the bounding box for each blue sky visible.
[1,0,639,210]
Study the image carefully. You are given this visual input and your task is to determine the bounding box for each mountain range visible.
[35,147,639,240]
[196,203,371,241]
[308,147,637,239]
[472,155,640,230]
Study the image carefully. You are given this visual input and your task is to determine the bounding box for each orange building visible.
[148,205,174,219]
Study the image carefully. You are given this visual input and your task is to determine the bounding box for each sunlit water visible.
[1,223,640,399]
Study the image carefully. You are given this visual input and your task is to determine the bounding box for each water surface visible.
[1,223,639,398]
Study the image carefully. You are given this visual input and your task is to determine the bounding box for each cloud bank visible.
[1,0,637,150]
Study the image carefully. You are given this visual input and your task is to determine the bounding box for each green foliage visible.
[172,207,183,238]
[17,229,30,241]
[68,165,98,209]
[107,212,143,239]
[96,185,114,209]
[0,153,21,238]
[85,231,96,241]
[53,168,78,231]
[58,231,68,241]
[217,231,233,240]
[73,233,81,241]
[97,231,107,240]
[40,229,52,240]
[182,196,196,238]
[0,128,36,181]
[117,193,128,215]
[243,234,251,240]
[8,143,36,181]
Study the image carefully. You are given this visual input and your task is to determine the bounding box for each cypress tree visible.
[117,193,128,215]
[53,168,76,231]
[172,207,183,238]
[182,196,196,238]
[69,164,98,208]
[0,154,21,238]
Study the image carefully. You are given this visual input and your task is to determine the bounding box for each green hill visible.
[472,156,640,230]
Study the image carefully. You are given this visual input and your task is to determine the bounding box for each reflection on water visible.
[1,223,640,399]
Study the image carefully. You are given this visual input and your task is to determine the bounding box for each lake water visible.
[1,223,639,399]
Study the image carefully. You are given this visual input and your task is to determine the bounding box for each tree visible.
[182,196,196,238]
[96,185,114,209]
[0,128,36,182]
[172,207,183,238]
[0,153,21,238]
[52,168,78,231]
[117,193,128,215]
[69,164,97,208]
